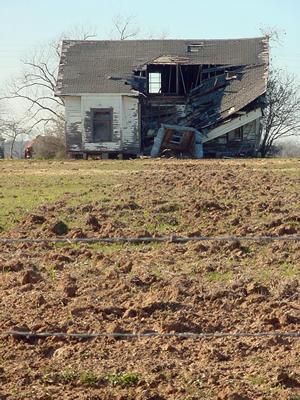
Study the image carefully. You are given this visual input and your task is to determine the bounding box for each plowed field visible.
[0,159,299,400]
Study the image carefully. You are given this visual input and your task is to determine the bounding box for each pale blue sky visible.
[0,0,299,85]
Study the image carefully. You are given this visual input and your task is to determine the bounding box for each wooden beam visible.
[194,65,201,88]
[179,65,186,95]
[168,65,172,94]
[176,64,179,95]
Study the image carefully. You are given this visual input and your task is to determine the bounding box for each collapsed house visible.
[55,37,269,158]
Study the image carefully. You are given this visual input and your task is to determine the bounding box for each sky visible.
[0,0,299,106]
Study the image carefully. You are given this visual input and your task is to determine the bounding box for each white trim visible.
[202,108,262,143]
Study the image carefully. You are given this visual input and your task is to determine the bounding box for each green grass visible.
[205,271,233,283]
[58,371,77,384]
[0,159,147,231]
[247,374,267,386]
[42,370,77,385]
[40,370,142,388]
[0,175,92,230]
[79,370,99,386]
[254,261,300,283]
[46,265,58,280]
[105,372,141,387]
[280,262,300,278]
[1,159,299,239]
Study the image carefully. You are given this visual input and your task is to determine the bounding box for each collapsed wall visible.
[128,62,265,157]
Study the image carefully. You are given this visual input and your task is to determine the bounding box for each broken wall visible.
[203,118,261,157]
[137,62,264,157]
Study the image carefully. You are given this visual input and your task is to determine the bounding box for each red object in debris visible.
[24,143,33,159]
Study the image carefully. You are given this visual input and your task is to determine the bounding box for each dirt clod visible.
[209,347,230,362]
[276,371,300,388]
[51,221,69,235]
[275,225,297,235]
[119,261,133,273]
[27,214,46,225]
[280,313,300,325]
[3,260,24,272]
[11,325,31,341]
[219,393,250,400]
[35,294,46,306]
[86,214,101,230]
[21,269,43,285]
[62,275,77,297]
[246,282,270,296]
[63,284,77,297]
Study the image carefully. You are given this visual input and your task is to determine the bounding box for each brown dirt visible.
[0,159,299,399]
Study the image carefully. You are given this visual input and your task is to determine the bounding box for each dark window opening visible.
[146,63,235,96]
[92,109,113,142]
[147,64,202,95]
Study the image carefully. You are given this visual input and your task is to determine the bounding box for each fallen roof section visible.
[202,108,262,143]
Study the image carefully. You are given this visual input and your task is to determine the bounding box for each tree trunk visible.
[259,133,268,158]
[9,136,16,159]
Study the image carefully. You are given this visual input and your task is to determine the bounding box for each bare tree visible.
[0,27,97,132]
[0,114,5,158]
[259,25,286,46]
[111,14,168,41]
[258,26,300,157]
[111,14,140,40]
[260,69,300,157]
[277,139,300,157]
[31,117,66,159]
[1,47,64,131]
[0,117,26,158]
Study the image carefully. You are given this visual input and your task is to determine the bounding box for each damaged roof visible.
[55,37,269,97]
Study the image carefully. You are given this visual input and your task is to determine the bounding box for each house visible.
[55,37,269,159]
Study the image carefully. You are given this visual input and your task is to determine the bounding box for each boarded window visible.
[92,109,113,142]
[148,72,161,93]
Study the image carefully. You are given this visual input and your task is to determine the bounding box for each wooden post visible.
[168,65,172,94]
[195,65,201,88]
[176,64,179,95]
[179,65,187,95]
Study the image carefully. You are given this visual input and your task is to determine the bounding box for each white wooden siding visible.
[65,96,82,151]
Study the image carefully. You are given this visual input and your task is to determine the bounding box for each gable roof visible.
[55,37,269,97]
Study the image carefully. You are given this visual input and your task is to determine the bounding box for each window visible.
[148,72,161,94]
[92,109,113,142]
